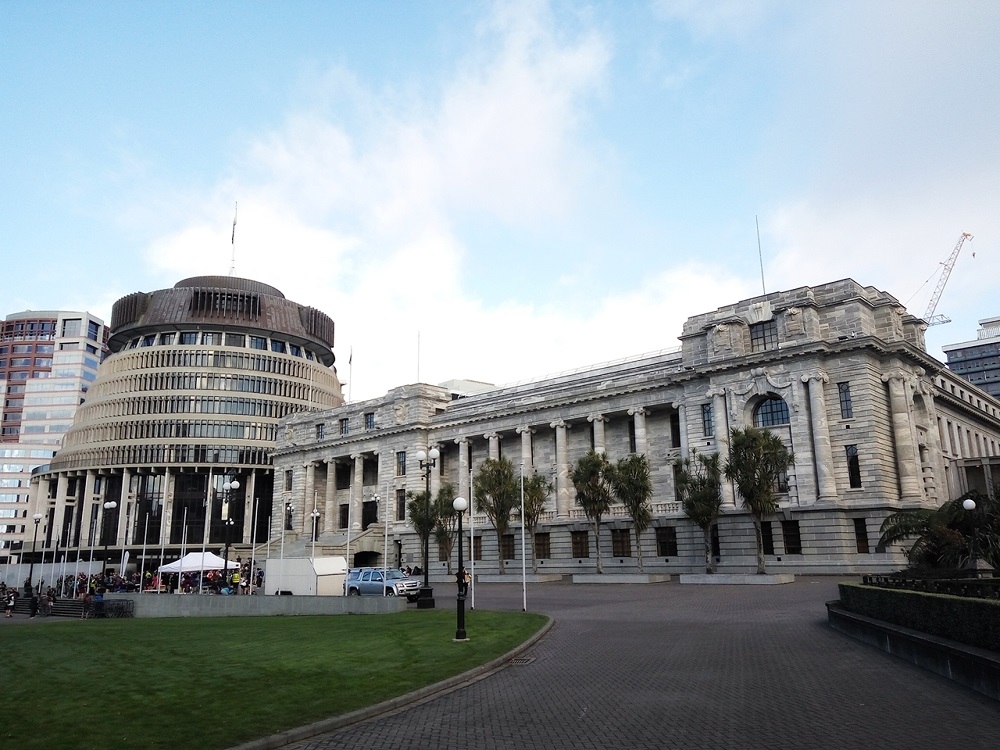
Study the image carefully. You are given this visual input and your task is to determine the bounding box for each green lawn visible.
[0,609,548,750]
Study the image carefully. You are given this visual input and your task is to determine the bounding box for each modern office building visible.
[272,279,1000,576]
[21,276,343,577]
[942,317,1000,399]
[0,310,108,564]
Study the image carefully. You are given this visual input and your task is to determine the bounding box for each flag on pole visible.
[231,202,238,244]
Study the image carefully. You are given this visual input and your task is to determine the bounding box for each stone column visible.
[671,402,689,459]
[456,438,470,504]
[351,454,364,529]
[242,470,257,545]
[486,432,501,461]
[517,426,534,474]
[324,459,337,533]
[551,420,571,517]
[803,372,838,502]
[162,470,175,546]
[588,414,607,454]
[628,407,648,456]
[80,470,96,548]
[708,388,735,507]
[117,468,131,546]
[53,473,70,548]
[882,372,922,500]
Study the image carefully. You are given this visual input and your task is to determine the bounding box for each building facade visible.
[20,276,343,577]
[1,310,108,563]
[942,316,1000,399]
[272,280,1000,576]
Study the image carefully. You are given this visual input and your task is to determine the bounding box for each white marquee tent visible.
[157,551,239,574]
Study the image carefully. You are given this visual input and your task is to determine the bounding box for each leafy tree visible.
[675,449,723,573]
[431,482,458,574]
[608,453,653,572]
[473,458,519,574]
[514,472,553,573]
[571,450,613,574]
[723,426,794,574]
[879,490,1000,570]
[406,490,435,576]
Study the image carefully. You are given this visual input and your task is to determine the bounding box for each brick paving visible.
[280,577,999,750]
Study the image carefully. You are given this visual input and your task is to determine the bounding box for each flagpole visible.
[179,507,189,594]
[520,463,526,612]
[157,502,167,594]
[201,484,210,595]
[469,466,475,610]
[141,512,149,591]
[384,479,390,572]
[249,496,259,595]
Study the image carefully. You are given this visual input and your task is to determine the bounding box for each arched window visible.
[753,396,790,427]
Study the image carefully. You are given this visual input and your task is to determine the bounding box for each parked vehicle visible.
[345,568,420,601]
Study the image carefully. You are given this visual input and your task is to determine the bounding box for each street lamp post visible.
[102,500,117,578]
[27,513,43,593]
[453,496,468,641]
[963,497,980,576]
[222,479,240,592]
[414,447,439,609]
[310,508,320,560]
[222,518,235,592]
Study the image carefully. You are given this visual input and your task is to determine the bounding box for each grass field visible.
[0,609,548,750]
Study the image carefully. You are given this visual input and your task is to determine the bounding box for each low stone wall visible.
[109,593,408,618]
[827,601,1000,701]
[679,574,795,585]
[571,574,671,584]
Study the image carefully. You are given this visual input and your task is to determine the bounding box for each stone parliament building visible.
[22,276,1000,579]
[274,278,1000,576]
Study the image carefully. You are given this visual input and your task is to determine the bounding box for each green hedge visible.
[839,583,1000,652]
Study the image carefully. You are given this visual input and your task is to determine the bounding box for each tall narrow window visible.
[535,533,550,559]
[501,534,515,560]
[338,417,349,436]
[315,423,325,440]
[395,451,407,476]
[396,489,406,521]
[853,518,870,553]
[571,530,590,558]
[761,521,775,555]
[846,444,862,488]
[656,526,678,557]
[364,412,375,430]
[701,403,714,436]
[611,529,631,557]
[284,470,293,492]
[838,382,854,419]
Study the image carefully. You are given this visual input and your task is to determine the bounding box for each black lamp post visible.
[453,496,468,641]
[222,518,235,592]
[27,513,43,593]
[963,497,980,576]
[102,500,117,577]
[414,447,439,608]
[222,479,240,591]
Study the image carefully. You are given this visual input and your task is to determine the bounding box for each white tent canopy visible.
[158,551,239,574]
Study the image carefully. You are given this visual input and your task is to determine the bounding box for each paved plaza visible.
[281,577,999,750]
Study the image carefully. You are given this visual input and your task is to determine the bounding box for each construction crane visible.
[923,232,973,326]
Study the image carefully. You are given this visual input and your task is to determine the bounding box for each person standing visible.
[3,589,14,618]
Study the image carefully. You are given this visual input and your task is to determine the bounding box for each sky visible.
[2,0,998,402]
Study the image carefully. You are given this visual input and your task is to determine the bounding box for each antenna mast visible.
[229,202,238,276]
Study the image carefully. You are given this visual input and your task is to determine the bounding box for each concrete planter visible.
[679,574,795,585]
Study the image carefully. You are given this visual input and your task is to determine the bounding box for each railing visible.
[861,574,1000,600]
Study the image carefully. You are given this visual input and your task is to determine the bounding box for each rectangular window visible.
[61,319,81,337]
[225,333,245,347]
[437,541,447,562]
[749,320,778,352]
[838,382,854,419]
[701,403,714,436]
[364,412,375,430]
[611,529,631,557]
[284,470,293,492]
[87,320,100,341]
[159,333,175,345]
[315,424,325,440]
[501,534,515,560]
[571,530,590,558]
[396,451,407,476]
[655,526,678,557]
[534,532,550,559]
[846,445,862,488]
[202,332,221,345]
[710,524,720,557]
[853,518,870,554]
[339,417,349,436]
[473,536,482,562]
[761,521,775,555]
[271,340,286,353]
[781,520,802,555]
[249,336,267,350]
[180,332,198,345]
[396,488,406,521]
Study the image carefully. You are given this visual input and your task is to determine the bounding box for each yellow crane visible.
[923,232,974,326]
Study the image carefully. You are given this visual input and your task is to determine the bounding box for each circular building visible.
[30,276,344,570]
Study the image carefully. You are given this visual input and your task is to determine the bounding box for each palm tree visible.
[723,426,794,574]
[406,490,435,575]
[473,458,519,574]
[675,449,723,573]
[571,450,613,574]
[608,453,653,572]
[879,490,999,570]
[515,472,552,573]
[431,482,458,574]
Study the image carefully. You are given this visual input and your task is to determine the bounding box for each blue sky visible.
[3,1,998,401]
